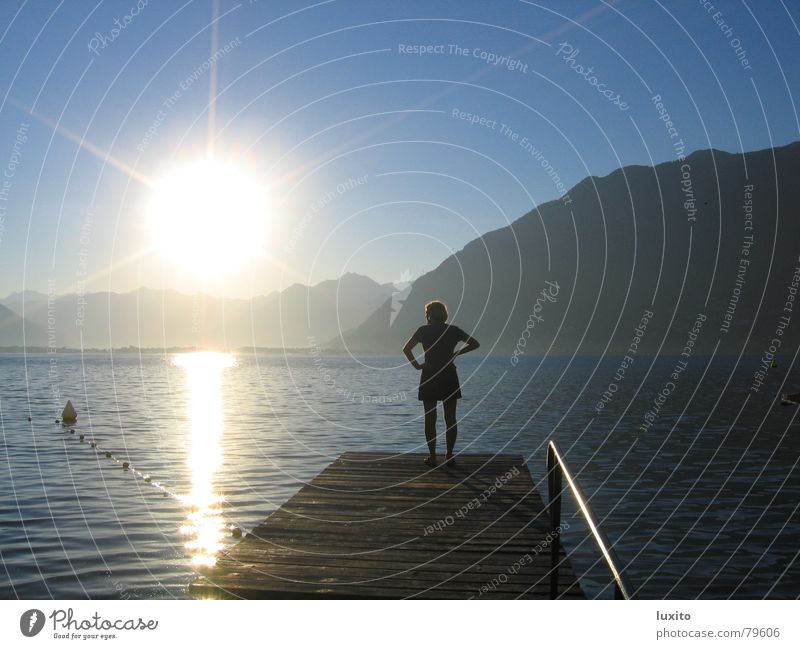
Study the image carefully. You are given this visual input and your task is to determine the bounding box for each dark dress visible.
[413,323,469,401]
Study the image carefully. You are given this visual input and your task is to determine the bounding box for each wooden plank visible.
[189,452,585,599]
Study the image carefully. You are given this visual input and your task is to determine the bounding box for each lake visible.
[0,352,798,599]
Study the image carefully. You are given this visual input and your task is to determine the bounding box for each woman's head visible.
[425,300,448,324]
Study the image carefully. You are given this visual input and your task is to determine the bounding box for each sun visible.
[147,158,268,277]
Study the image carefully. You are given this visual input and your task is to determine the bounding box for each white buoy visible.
[61,400,78,423]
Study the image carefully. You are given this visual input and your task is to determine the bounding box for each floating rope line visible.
[52,418,243,539]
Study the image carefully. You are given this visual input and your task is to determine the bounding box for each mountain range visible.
[337,141,800,356]
[0,273,395,349]
[3,141,799,355]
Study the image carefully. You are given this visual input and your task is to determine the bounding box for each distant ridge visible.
[336,141,800,356]
[0,304,46,347]
[0,273,394,350]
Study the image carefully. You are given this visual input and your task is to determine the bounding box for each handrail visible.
[546,440,633,599]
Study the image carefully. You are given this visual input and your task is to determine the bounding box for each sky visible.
[0,0,799,299]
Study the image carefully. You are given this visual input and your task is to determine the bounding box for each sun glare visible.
[148,159,268,277]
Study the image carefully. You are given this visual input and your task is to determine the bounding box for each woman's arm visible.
[455,335,480,357]
[402,334,423,370]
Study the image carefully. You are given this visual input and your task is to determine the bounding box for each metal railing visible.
[546,440,633,599]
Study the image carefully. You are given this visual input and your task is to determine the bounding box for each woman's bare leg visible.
[423,400,438,464]
[443,397,458,458]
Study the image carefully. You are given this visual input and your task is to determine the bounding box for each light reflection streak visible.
[173,351,234,567]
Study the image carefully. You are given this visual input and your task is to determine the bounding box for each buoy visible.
[122,461,129,470]
[61,400,78,424]
[781,392,800,406]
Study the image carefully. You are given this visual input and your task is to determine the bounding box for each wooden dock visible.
[190,452,585,599]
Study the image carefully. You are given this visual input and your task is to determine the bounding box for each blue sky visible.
[0,0,798,298]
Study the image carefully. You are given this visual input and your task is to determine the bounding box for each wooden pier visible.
[190,452,585,599]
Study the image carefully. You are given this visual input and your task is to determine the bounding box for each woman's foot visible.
[423,455,438,468]
[444,454,457,467]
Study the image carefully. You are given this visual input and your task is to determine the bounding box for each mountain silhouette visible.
[0,304,46,347]
[1,273,394,349]
[337,141,800,356]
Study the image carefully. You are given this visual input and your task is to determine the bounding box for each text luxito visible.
[657,610,692,620]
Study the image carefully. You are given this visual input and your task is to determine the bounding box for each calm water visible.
[0,352,798,599]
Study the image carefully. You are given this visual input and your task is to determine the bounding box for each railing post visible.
[547,445,562,599]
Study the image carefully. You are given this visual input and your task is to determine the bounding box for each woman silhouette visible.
[402,301,480,467]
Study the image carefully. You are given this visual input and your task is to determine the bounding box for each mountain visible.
[2,273,395,349]
[0,304,46,347]
[338,142,800,356]
[0,290,48,310]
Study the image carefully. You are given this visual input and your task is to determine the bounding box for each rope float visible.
[41,401,243,539]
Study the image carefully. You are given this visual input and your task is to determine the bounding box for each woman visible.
[402,301,480,467]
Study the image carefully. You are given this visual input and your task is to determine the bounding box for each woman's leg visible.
[423,400,438,461]
[443,397,458,457]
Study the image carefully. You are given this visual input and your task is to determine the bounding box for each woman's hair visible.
[425,300,448,324]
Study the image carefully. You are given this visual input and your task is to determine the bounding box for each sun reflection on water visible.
[173,351,234,567]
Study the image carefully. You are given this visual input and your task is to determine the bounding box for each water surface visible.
[0,352,797,599]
